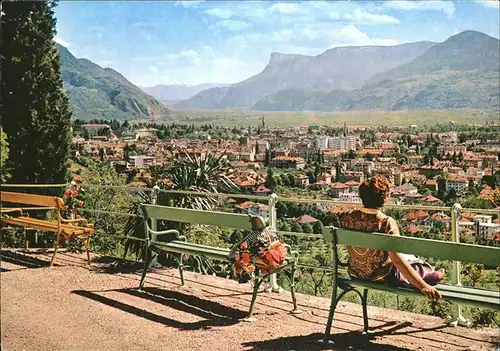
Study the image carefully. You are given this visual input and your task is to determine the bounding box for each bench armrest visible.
[145,220,182,242]
[58,213,94,228]
[284,243,299,260]
[0,208,25,216]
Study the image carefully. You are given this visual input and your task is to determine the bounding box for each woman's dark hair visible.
[359,176,391,209]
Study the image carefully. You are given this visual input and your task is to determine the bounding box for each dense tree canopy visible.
[1,0,71,187]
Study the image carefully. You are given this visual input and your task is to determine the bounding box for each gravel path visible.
[1,250,499,351]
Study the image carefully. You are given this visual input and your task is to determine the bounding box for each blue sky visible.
[54,1,500,87]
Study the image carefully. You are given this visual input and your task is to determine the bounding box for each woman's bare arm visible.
[388,251,442,300]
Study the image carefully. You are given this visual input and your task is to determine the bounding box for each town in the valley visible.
[73,118,500,242]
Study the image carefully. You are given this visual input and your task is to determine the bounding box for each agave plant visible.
[166,152,237,210]
[122,152,239,260]
[122,190,151,260]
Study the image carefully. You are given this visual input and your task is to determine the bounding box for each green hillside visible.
[58,44,171,121]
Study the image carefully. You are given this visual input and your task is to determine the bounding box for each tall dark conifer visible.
[1,0,71,188]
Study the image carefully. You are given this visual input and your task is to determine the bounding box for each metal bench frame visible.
[138,204,300,320]
[322,226,500,344]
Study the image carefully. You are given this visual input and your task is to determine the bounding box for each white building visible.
[471,215,500,240]
[445,178,469,194]
[316,135,356,151]
[339,192,362,203]
[477,223,500,240]
[136,128,157,139]
[316,136,329,149]
[128,155,156,168]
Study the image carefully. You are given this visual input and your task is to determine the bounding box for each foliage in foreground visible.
[2,0,72,188]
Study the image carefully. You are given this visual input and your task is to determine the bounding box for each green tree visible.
[2,0,72,188]
[265,168,276,190]
[301,223,314,233]
[291,222,302,233]
[0,128,10,183]
[312,221,324,234]
[278,221,291,232]
[264,149,271,166]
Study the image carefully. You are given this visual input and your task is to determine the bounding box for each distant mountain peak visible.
[268,52,310,66]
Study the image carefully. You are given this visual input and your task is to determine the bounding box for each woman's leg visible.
[392,263,445,287]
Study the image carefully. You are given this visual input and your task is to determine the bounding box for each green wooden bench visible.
[138,204,300,320]
[321,226,500,344]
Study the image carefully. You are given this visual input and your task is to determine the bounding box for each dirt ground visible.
[1,249,499,351]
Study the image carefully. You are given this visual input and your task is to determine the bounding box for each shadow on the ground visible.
[71,286,246,331]
[0,250,58,269]
[90,256,144,274]
[242,332,413,351]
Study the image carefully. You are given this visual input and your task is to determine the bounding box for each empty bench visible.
[322,226,500,343]
[138,204,300,319]
[0,191,94,266]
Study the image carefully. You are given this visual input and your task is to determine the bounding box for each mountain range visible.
[140,83,230,101]
[175,30,500,112]
[58,44,171,121]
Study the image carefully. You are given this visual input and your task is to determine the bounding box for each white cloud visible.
[54,36,70,47]
[148,66,159,74]
[203,7,232,19]
[153,49,251,85]
[475,1,500,9]
[383,1,456,19]
[350,8,401,25]
[214,20,250,31]
[268,3,301,14]
[164,49,201,66]
[332,24,400,46]
[176,1,205,8]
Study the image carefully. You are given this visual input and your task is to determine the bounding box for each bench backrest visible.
[323,226,500,267]
[0,191,64,209]
[142,204,255,230]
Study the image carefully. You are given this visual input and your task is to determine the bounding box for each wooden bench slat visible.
[1,217,91,236]
[323,227,500,267]
[1,191,64,208]
[143,205,254,230]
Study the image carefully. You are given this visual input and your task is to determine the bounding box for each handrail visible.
[2,182,498,214]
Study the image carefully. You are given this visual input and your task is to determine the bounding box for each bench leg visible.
[177,254,185,286]
[50,233,61,267]
[246,278,263,319]
[290,263,300,313]
[323,281,338,344]
[85,234,92,265]
[139,243,155,290]
[361,289,369,334]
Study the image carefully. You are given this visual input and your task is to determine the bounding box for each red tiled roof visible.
[293,215,319,224]
[405,225,424,234]
[422,195,441,203]
[403,210,429,221]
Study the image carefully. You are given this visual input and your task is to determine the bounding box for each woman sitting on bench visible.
[340,175,445,301]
